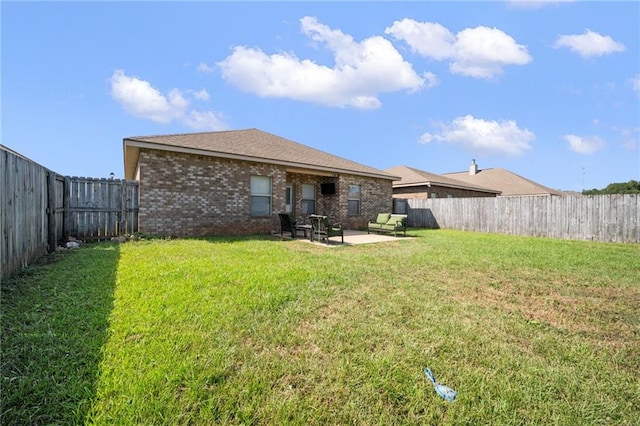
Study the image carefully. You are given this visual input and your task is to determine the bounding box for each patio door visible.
[285,184,293,213]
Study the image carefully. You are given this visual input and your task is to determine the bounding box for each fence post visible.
[119,180,126,236]
[47,171,57,252]
[63,176,71,241]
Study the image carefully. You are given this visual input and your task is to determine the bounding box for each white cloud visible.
[183,111,226,131]
[420,115,534,155]
[386,19,532,79]
[564,134,606,154]
[109,70,226,130]
[214,16,426,109]
[191,89,211,101]
[110,70,176,123]
[452,27,532,78]
[384,19,455,60]
[553,30,625,58]
[423,72,439,89]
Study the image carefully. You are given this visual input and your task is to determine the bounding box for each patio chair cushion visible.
[385,215,404,225]
[375,213,391,224]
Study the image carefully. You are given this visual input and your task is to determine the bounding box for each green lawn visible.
[2,230,639,425]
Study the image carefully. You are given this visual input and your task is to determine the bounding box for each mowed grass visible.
[2,230,639,425]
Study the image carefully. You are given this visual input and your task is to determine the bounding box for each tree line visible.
[582,180,640,195]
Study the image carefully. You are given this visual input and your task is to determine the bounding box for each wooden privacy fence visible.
[398,195,639,244]
[1,145,138,280]
[62,176,139,241]
[2,146,48,281]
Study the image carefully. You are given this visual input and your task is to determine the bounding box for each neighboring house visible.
[442,160,564,197]
[385,165,501,199]
[123,128,399,237]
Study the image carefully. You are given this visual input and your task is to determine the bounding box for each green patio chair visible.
[309,214,344,245]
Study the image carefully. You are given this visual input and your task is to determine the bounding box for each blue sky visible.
[2,1,638,192]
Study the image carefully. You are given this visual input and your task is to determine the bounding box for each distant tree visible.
[582,180,640,195]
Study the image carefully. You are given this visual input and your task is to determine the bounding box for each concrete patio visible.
[276,229,409,246]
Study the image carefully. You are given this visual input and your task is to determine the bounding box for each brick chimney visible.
[469,159,478,175]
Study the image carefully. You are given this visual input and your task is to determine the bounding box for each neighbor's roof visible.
[123,128,398,181]
[385,165,501,194]
[443,168,563,196]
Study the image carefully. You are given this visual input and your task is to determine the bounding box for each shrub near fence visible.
[1,145,139,280]
[401,194,639,243]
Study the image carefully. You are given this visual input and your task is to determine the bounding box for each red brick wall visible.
[137,149,394,236]
[338,174,393,229]
[138,149,286,236]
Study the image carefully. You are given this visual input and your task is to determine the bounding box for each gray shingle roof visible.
[443,168,563,196]
[385,165,501,194]
[124,128,397,180]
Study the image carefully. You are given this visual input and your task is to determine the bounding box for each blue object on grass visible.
[424,367,457,402]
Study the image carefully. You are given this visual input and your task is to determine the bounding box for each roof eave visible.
[393,182,431,188]
[393,180,501,194]
[123,143,139,180]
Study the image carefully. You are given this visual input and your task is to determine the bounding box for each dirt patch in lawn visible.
[455,270,639,349]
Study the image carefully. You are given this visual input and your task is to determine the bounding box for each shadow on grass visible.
[0,242,120,425]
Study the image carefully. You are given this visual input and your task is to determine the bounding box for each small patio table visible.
[294,224,313,239]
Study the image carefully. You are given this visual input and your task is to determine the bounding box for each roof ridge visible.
[125,128,259,141]
[443,167,496,175]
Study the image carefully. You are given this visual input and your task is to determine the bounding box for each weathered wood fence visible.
[396,195,639,243]
[1,145,138,280]
[63,176,139,241]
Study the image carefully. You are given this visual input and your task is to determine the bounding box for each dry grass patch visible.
[454,268,639,349]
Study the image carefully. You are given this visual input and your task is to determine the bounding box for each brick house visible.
[123,129,399,237]
[386,165,501,199]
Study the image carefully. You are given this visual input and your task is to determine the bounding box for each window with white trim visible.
[348,184,360,215]
[250,176,271,216]
[301,184,316,214]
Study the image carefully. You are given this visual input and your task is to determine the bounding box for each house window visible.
[301,184,316,214]
[348,184,360,215]
[250,176,271,216]
[430,192,438,199]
